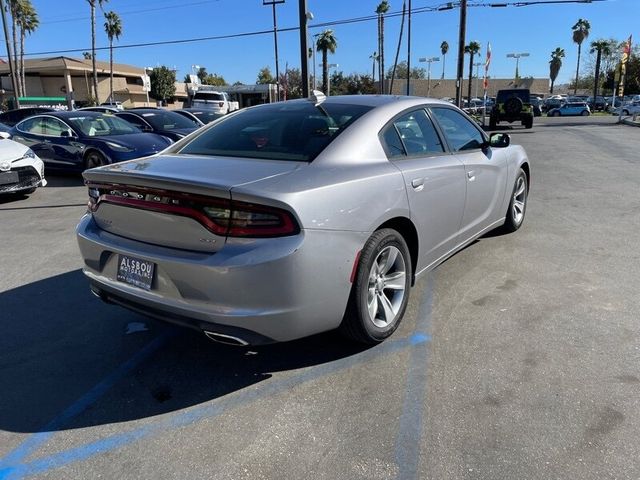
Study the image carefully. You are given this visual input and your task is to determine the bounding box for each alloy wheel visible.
[512,175,526,225]
[366,246,407,328]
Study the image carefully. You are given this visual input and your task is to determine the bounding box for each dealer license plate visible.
[117,255,155,290]
[0,171,19,185]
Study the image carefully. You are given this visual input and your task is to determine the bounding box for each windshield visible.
[67,114,140,136]
[139,111,199,130]
[193,92,225,101]
[178,102,372,162]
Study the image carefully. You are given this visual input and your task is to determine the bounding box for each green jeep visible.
[490,89,533,129]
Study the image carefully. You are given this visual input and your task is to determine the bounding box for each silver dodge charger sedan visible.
[76,95,530,345]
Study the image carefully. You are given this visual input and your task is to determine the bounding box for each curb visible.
[621,117,640,127]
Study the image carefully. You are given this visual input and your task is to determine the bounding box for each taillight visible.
[86,183,299,238]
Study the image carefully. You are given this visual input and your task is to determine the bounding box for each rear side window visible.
[430,107,485,152]
[381,109,444,159]
[178,102,372,162]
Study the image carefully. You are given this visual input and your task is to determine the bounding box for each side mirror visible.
[489,132,510,148]
[0,131,10,140]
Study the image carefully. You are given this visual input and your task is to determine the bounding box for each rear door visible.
[430,106,508,241]
[381,108,467,271]
[12,116,52,161]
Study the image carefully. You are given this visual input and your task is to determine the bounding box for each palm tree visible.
[104,11,122,104]
[440,41,449,79]
[316,30,337,95]
[465,41,481,104]
[369,52,379,83]
[590,39,612,107]
[8,0,24,96]
[87,0,109,102]
[548,47,565,94]
[375,1,390,94]
[17,0,38,97]
[571,18,591,94]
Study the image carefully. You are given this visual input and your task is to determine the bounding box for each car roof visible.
[284,94,453,109]
[45,110,105,119]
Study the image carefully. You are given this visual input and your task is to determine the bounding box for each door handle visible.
[411,178,424,191]
[467,170,475,181]
[43,139,51,143]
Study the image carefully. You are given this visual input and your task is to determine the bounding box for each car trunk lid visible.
[83,154,301,252]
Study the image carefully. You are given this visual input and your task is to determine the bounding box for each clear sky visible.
[12,0,640,86]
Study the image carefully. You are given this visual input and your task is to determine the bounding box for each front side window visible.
[430,107,485,152]
[178,102,372,162]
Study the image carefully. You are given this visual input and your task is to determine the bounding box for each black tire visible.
[622,110,629,116]
[489,115,497,129]
[84,150,107,170]
[340,228,412,344]
[502,168,528,233]
[23,187,37,194]
[522,116,533,129]
[581,110,589,116]
[553,111,560,117]
[504,97,523,115]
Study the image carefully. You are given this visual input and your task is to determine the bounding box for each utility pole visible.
[0,0,19,109]
[455,0,467,107]
[264,0,285,101]
[299,0,310,98]
[406,0,412,96]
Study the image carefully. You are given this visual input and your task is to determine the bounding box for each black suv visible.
[489,89,533,129]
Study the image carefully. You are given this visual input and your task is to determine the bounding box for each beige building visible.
[387,77,550,98]
[0,56,150,107]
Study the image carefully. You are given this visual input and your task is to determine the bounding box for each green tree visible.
[572,18,591,94]
[465,41,481,103]
[375,1,390,93]
[256,66,274,84]
[104,10,122,104]
[202,73,226,86]
[279,67,304,99]
[150,66,176,104]
[385,61,425,79]
[590,39,612,104]
[440,40,449,79]
[195,66,207,84]
[17,0,38,97]
[549,47,565,94]
[316,29,338,95]
[331,72,377,95]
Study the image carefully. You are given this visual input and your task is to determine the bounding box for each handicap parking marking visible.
[3,330,432,479]
[0,330,174,474]
[395,274,434,480]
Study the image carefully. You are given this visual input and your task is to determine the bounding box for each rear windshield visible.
[140,111,199,130]
[497,90,530,103]
[193,92,225,101]
[177,102,373,162]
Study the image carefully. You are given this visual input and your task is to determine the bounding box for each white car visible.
[0,132,46,195]
[612,100,640,116]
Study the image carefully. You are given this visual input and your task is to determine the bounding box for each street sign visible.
[142,74,151,92]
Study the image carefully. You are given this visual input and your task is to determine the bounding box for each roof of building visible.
[0,56,144,77]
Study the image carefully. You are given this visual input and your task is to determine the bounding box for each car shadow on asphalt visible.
[0,173,84,206]
[0,269,372,434]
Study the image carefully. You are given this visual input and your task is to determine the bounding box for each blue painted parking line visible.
[395,275,434,480]
[4,333,427,479]
[0,331,173,475]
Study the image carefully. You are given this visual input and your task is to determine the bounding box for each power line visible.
[22,0,607,58]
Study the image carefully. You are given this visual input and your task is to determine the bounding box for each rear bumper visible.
[76,215,368,343]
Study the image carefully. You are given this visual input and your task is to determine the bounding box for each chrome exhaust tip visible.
[204,330,249,346]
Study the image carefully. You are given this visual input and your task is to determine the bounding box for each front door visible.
[430,107,508,240]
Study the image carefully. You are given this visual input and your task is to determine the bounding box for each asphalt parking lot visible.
[1,115,639,480]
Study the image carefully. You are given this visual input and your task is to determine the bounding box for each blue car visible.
[10,111,173,171]
[547,102,591,117]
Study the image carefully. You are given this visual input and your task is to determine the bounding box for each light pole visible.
[419,56,440,97]
[321,63,338,96]
[473,61,483,99]
[264,0,285,101]
[506,52,529,82]
[312,33,321,91]
[305,11,314,93]
[370,52,379,83]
